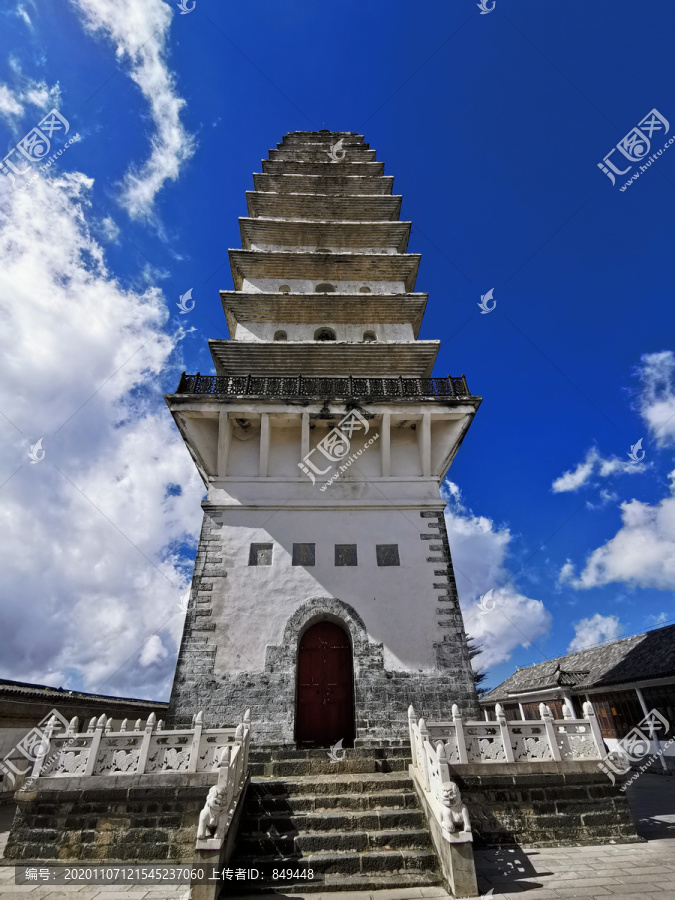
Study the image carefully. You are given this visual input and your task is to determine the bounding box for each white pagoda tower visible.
[166,131,482,747]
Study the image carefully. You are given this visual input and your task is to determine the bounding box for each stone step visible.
[249,749,411,777]
[230,848,437,877]
[249,773,412,795]
[236,826,432,856]
[241,806,427,834]
[244,790,419,816]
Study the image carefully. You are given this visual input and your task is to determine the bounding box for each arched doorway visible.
[296,621,355,747]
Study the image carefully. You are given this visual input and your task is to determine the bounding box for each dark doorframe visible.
[296,620,355,747]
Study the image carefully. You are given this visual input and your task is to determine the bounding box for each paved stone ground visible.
[0,774,673,899]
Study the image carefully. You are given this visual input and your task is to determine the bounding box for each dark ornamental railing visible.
[175,372,472,399]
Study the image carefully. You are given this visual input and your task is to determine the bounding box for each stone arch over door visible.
[264,598,385,744]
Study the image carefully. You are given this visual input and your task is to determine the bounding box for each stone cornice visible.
[228,249,420,291]
[261,160,385,176]
[219,291,427,336]
[252,173,394,195]
[238,218,411,252]
[246,191,401,221]
[208,339,439,377]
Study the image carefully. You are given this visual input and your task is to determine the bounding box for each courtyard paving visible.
[0,774,673,899]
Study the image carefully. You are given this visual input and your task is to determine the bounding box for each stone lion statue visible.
[440,781,471,834]
[197,785,228,840]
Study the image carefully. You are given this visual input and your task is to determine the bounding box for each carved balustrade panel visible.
[50,737,91,777]
[94,735,143,775]
[427,726,461,764]
[424,742,445,802]
[196,733,236,772]
[509,724,551,762]
[555,721,601,761]
[146,733,192,773]
[465,725,506,763]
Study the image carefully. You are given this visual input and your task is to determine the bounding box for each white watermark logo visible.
[598,108,671,189]
[598,708,669,786]
[0,709,69,787]
[299,409,374,486]
[325,139,346,163]
[477,0,495,13]
[327,739,347,763]
[478,588,495,615]
[478,288,496,314]
[177,288,195,314]
[177,591,191,614]
[28,438,45,464]
[177,0,196,13]
[1,109,71,187]
[627,438,645,464]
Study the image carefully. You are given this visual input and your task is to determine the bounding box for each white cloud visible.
[637,350,675,447]
[0,85,24,119]
[552,447,644,493]
[0,77,61,123]
[71,0,195,220]
[139,634,169,666]
[443,483,552,668]
[560,471,675,590]
[0,165,203,699]
[560,355,675,591]
[568,613,623,653]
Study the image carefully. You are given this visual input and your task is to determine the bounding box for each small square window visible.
[335,544,358,566]
[292,543,315,566]
[376,544,400,566]
[249,543,273,566]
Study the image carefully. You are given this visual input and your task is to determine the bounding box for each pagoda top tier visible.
[207,131,444,378]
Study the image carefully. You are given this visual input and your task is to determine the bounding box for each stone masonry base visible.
[450,761,641,847]
[3,773,216,862]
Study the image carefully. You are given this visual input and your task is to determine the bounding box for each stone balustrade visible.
[410,699,605,767]
[30,709,251,780]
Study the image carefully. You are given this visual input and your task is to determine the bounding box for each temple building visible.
[165,130,483,746]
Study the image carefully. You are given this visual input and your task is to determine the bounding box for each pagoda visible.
[166,131,482,747]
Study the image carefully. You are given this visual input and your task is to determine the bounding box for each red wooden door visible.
[296,621,355,747]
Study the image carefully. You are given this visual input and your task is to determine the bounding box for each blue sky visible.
[0,0,674,700]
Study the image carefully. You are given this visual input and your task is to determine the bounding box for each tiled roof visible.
[0,677,167,708]
[481,623,675,703]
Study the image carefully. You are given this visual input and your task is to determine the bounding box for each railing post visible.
[539,703,561,762]
[583,701,605,758]
[419,718,431,790]
[31,715,57,779]
[136,713,156,775]
[452,703,469,764]
[188,710,204,773]
[246,374,251,394]
[495,703,515,763]
[408,705,417,768]
[83,714,107,777]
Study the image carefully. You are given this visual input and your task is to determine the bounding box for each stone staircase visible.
[227,748,443,894]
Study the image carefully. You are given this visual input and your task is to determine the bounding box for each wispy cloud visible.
[443,482,552,668]
[0,165,203,698]
[568,613,623,653]
[71,0,195,221]
[552,447,644,493]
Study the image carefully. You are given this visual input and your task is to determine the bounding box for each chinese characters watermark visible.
[597,708,670,786]
[298,409,378,487]
[1,109,76,191]
[598,108,671,190]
